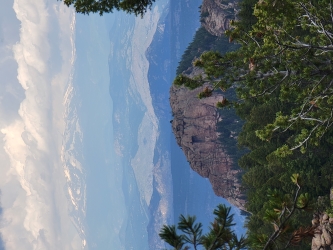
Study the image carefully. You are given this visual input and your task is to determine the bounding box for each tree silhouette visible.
[61,0,155,16]
[160,175,319,249]
[159,204,247,250]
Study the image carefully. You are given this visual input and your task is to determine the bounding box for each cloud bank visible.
[0,0,84,249]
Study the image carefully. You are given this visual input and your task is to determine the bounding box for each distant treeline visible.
[216,89,245,168]
[176,27,238,75]
[176,0,257,76]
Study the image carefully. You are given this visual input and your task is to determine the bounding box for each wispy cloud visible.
[0,1,83,249]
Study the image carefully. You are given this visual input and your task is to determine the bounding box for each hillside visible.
[170,0,245,210]
[170,0,333,248]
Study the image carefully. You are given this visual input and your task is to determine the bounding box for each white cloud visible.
[0,0,84,249]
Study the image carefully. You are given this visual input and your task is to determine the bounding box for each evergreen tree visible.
[172,0,333,248]
[159,204,247,250]
[174,0,333,155]
[61,0,155,16]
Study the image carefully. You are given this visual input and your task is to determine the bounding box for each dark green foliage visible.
[159,225,184,250]
[172,0,333,249]
[176,27,239,75]
[178,215,203,248]
[61,0,155,16]
[176,27,217,75]
[234,89,333,249]
[235,90,333,249]
[170,0,333,248]
[173,75,203,90]
[236,0,257,31]
[200,11,209,21]
[181,0,333,154]
[216,88,246,168]
[159,204,247,250]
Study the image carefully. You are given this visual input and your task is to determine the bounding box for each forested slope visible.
[172,0,333,248]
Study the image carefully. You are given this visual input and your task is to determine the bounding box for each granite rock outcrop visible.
[311,213,333,249]
[169,0,245,210]
[170,78,246,210]
[201,0,239,37]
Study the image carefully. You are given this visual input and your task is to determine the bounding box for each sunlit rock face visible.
[200,0,239,37]
[169,77,246,211]
[311,213,333,249]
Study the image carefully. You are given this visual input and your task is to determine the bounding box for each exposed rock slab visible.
[311,212,333,249]
[201,0,239,36]
[170,83,246,210]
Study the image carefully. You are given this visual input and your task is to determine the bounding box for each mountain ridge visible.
[169,0,246,211]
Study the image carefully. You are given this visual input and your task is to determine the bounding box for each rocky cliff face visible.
[170,78,246,210]
[201,0,239,36]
